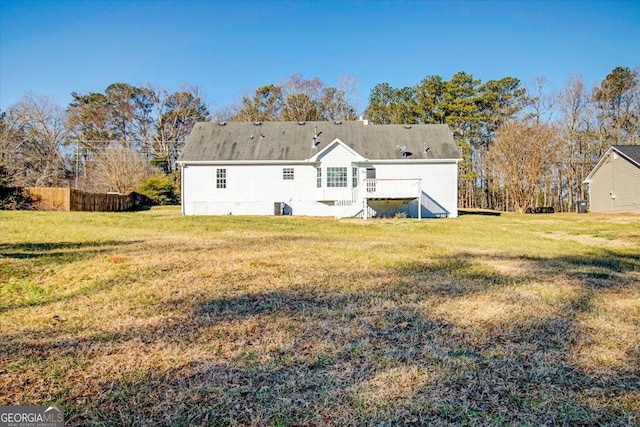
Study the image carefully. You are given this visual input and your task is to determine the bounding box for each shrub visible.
[136,174,179,205]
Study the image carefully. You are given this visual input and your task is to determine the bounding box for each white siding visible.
[182,163,336,216]
[181,142,459,217]
[314,142,360,201]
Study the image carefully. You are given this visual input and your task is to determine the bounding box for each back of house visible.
[177,120,461,218]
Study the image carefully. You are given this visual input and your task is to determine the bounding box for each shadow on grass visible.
[0,240,145,313]
[516,247,639,290]
[2,248,638,425]
[0,240,143,260]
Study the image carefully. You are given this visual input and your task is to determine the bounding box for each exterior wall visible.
[588,151,640,213]
[181,143,459,218]
[182,163,335,216]
[314,142,361,202]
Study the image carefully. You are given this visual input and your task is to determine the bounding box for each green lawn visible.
[1,208,639,426]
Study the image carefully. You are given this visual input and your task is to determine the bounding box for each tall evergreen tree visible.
[593,66,639,146]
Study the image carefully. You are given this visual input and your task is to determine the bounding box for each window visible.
[327,167,347,187]
[216,168,226,189]
[283,168,294,180]
[316,167,322,188]
[366,167,376,192]
[352,167,358,188]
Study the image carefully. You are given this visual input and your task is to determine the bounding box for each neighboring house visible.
[177,120,461,218]
[584,145,640,213]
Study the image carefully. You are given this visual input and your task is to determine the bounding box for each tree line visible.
[364,66,639,212]
[1,67,638,211]
[1,82,209,199]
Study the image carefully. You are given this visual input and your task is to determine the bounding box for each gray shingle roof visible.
[178,121,460,162]
[613,145,640,167]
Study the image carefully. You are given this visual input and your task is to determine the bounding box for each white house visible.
[584,145,640,213]
[177,120,461,218]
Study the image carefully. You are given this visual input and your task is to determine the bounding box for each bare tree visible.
[280,74,324,121]
[556,74,598,211]
[281,93,320,121]
[211,104,238,123]
[231,74,358,122]
[145,84,210,172]
[0,110,22,185]
[233,84,284,122]
[526,76,555,125]
[2,94,69,187]
[337,74,362,120]
[319,86,350,121]
[487,119,560,213]
[81,145,153,193]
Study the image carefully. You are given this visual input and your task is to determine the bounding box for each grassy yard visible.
[1,208,639,426]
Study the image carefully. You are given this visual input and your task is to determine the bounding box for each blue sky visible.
[1,0,639,114]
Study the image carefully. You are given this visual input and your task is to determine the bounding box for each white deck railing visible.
[335,178,422,219]
[362,178,421,199]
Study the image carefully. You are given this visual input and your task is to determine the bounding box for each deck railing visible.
[362,178,421,199]
[335,178,422,219]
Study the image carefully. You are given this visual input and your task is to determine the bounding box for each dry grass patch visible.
[571,290,640,377]
[352,365,437,409]
[541,230,635,249]
[1,209,639,425]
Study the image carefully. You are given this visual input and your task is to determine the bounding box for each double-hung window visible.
[216,168,226,189]
[316,167,322,188]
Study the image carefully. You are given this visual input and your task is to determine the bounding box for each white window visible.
[352,167,358,188]
[317,167,322,188]
[216,168,226,189]
[327,167,347,187]
[283,168,294,180]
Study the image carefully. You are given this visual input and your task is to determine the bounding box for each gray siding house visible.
[177,120,461,218]
[584,145,640,213]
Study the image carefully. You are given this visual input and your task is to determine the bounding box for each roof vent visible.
[397,145,413,158]
[253,121,262,126]
[218,121,226,126]
[424,146,430,153]
[334,120,342,125]
[312,126,322,148]
[404,125,412,129]
[298,121,306,125]
[260,133,265,139]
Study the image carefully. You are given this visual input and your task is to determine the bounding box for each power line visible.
[70,139,184,144]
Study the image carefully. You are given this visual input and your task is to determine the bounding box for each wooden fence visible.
[23,187,147,212]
